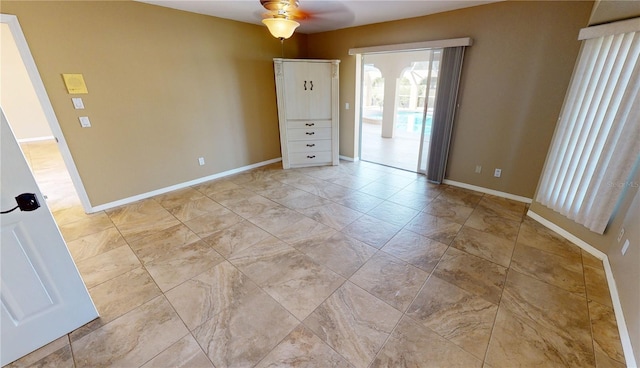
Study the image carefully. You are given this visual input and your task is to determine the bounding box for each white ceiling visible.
[135,0,501,34]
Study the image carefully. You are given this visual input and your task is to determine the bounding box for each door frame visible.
[356,50,432,172]
[1,14,92,212]
[349,38,472,166]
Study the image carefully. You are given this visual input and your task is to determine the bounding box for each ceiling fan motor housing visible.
[260,0,300,14]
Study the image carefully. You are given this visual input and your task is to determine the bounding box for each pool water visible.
[364,110,432,135]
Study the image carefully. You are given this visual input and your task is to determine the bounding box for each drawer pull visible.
[305,123,315,126]
[307,155,316,159]
[306,132,315,135]
[306,144,315,147]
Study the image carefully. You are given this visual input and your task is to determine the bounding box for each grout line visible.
[28,149,622,367]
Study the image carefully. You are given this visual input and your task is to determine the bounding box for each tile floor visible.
[8,141,626,368]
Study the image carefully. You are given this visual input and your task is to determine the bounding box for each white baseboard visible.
[89,157,282,213]
[527,210,636,368]
[526,210,605,259]
[602,259,637,368]
[443,179,532,204]
[339,155,359,162]
[17,135,55,143]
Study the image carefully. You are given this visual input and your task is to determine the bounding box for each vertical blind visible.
[536,25,640,234]
[426,46,466,183]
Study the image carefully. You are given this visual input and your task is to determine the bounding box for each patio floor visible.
[360,121,424,172]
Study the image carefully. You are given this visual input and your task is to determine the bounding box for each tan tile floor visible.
[8,140,626,368]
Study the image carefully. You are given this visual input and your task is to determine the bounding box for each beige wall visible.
[589,0,640,25]
[531,3,640,361]
[2,1,306,206]
[588,0,640,364]
[0,23,53,140]
[307,1,593,198]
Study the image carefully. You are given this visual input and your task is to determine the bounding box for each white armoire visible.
[273,58,340,169]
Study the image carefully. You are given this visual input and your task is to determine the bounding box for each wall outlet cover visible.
[621,239,630,255]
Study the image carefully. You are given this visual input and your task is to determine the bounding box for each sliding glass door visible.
[358,46,465,181]
[417,49,442,173]
[360,50,434,171]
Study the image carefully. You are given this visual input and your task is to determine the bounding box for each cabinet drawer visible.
[288,140,332,153]
[287,120,332,129]
[287,127,331,141]
[289,151,332,165]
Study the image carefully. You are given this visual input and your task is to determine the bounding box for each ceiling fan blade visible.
[257,0,355,33]
[295,2,354,32]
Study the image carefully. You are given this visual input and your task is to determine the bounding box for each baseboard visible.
[17,136,55,143]
[89,157,282,213]
[442,179,532,204]
[339,155,359,162]
[527,210,637,368]
[526,210,605,259]
[602,259,637,368]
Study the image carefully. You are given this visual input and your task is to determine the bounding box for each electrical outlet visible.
[475,165,482,174]
[198,157,205,166]
[617,228,625,242]
[494,168,502,177]
[621,239,630,255]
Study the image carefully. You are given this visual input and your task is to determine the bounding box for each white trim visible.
[527,210,637,368]
[526,210,606,259]
[603,259,637,368]
[354,53,363,161]
[273,58,340,64]
[89,158,282,213]
[443,179,532,203]
[17,136,55,143]
[1,14,93,212]
[339,155,359,162]
[579,17,640,40]
[348,37,473,55]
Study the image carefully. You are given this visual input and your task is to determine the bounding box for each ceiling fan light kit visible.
[260,0,301,40]
[262,17,300,39]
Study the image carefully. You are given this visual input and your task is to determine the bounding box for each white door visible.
[1,110,98,366]
[283,61,310,120]
[307,62,332,120]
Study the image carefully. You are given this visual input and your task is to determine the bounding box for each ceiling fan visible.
[259,0,355,40]
[260,0,304,40]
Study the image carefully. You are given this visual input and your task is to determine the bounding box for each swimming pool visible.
[363,110,432,135]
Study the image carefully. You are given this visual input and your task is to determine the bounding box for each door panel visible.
[1,110,98,366]
[307,62,332,120]
[418,50,442,173]
[283,62,309,120]
[2,223,55,322]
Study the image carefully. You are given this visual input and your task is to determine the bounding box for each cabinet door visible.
[307,62,332,120]
[283,62,309,120]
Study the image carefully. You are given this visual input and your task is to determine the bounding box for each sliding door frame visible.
[350,37,472,172]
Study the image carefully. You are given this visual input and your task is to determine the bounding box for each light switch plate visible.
[72,97,85,109]
[79,116,91,128]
